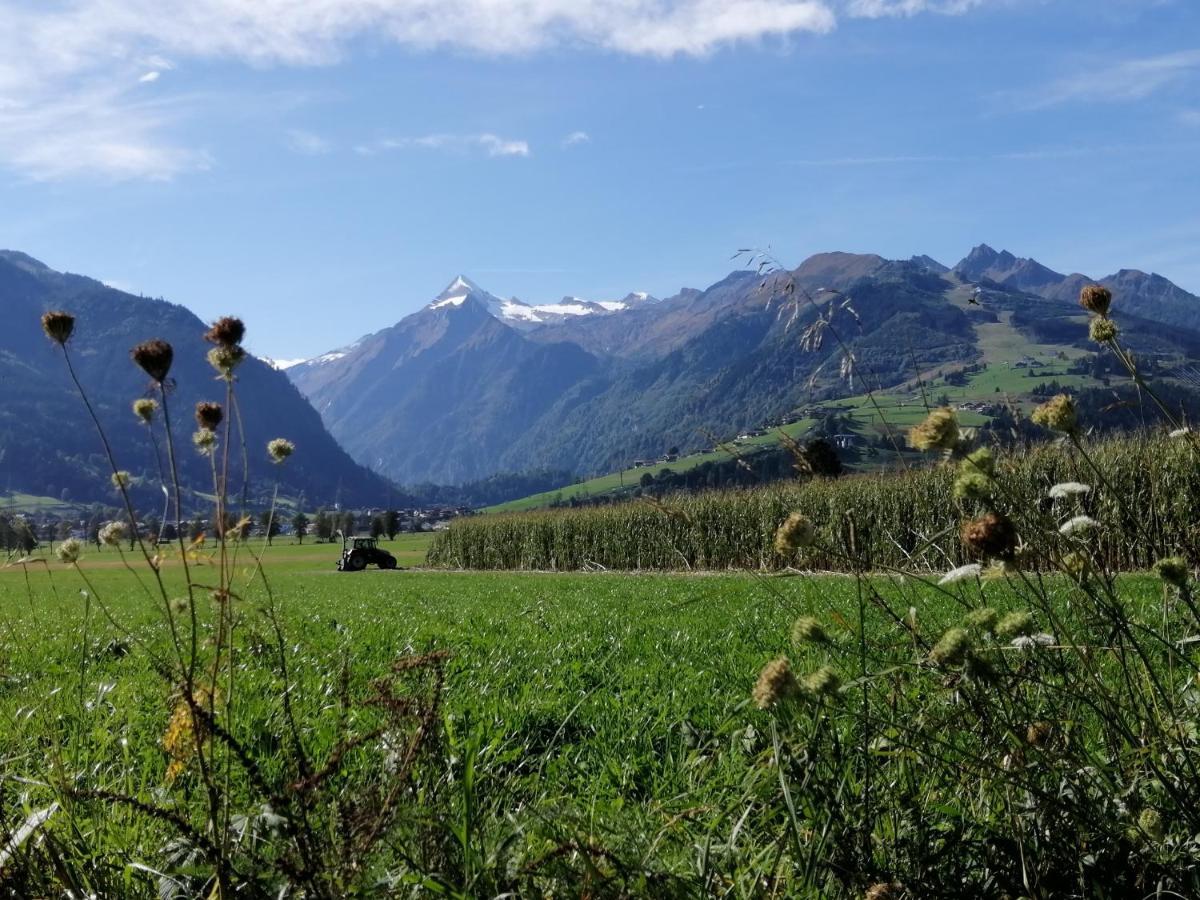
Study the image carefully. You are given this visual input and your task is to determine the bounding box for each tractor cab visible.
[337,535,399,572]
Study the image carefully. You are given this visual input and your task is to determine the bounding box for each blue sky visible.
[1,0,1198,361]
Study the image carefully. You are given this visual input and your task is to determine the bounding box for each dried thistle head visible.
[961,511,1017,560]
[1026,720,1053,748]
[1079,284,1112,317]
[930,627,971,667]
[203,315,245,348]
[801,665,841,697]
[193,429,216,455]
[207,345,246,380]
[41,310,75,345]
[1089,317,1119,343]
[864,882,904,900]
[908,407,960,452]
[194,401,223,431]
[98,521,127,547]
[752,656,801,709]
[111,471,132,489]
[1138,808,1164,842]
[131,339,174,383]
[133,397,159,423]
[996,610,1035,640]
[774,511,815,554]
[1031,394,1077,434]
[1155,556,1189,588]
[791,616,829,645]
[56,538,82,564]
[267,437,295,464]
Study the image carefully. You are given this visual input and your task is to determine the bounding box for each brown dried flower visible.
[41,310,75,345]
[204,316,245,348]
[961,511,1017,560]
[194,401,223,431]
[131,339,174,383]
[1031,393,1077,434]
[1079,284,1112,317]
[752,656,801,709]
[908,406,959,452]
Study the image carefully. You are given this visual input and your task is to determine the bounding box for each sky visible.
[1,0,1198,361]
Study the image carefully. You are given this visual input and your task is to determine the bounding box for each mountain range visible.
[288,245,1200,485]
[0,250,393,509]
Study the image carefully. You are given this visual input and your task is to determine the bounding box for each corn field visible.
[427,434,1200,572]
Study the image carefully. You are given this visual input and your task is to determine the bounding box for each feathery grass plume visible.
[791,616,829,645]
[40,310,75,345]
[193,429,217,456]
[753,656,801,709]
[908,406,960,452]
[1049,482,1091,500]
[1154,556,1189,588]
[964,607,999,632]
[132,397,158,423]
[194,401,223,431]
[939,563,982,585]
[1012,632,1055,649]
[1079,283,1112,317]
[962,446,994,476]
[930,627,971,667]
[1089,318,1119,343]
[1026,721,1053,748]
[111,471,131,489]
[130,339,173,383]
[1169,427,1190,439]
[207,345,246,380]
[802,665,841,697]
[1031,393,1078,434]
[1138,808,1165,842]
[996,610,1035,640]
[961,511,1017,560]
[55,538,82,564]
[1059,515,1099,537]
[267,438,295,464]
[98,521,126,547]
[163,687,213,783]
[774,511,815,554]
[203,315,245,348]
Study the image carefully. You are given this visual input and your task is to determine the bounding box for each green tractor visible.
[337,536,399,572]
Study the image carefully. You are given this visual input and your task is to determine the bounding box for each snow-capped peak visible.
[429,274,488,309]
[423,275,660,330]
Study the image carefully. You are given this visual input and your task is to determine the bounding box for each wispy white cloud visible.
[1018,49,1200,109]
[562,131,591,148]
[285,128,332,155]
[357,133,531,158]
[0,0,990,180]
[1179,109,1200,127]
[844,0,985,17]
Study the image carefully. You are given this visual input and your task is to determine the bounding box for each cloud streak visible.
[357,133,531,158]
[1019,49,1200,109]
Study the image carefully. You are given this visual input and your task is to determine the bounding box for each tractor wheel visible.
[347,552,367,571]
[381,557,397,570]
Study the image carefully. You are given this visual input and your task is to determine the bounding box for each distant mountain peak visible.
[429,274,490,309]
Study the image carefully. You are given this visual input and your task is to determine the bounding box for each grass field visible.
[2,547,1195,895]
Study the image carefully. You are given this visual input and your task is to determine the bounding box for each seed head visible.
[56,538,82,564]
[1138,808,1165,842]
[267,438,295,464]
[961,511,1017,560]
[940,563,982,585]
[203,316,245,348]
[1079,284,1112,317]
[194,401,223,431]
[1026,721,1053,748]
[864,882,903,900]
[802,665,841,697]
[1062,551,1091,582]
[131,339,174,383]
[1089,318,1119,343]
[774,511,815,554]
[133,397,159,423]
[1048,482,1090,500]
[1154,556,1189,588]
[193,429,216,455]
[752,656,801,709]
[962,447,994,476]
[964,607,999,632]
[207,345,246,380]
[1059,515,1099,538]
[908,406,959,452]
[1031,394,1077,434]
[41,310,75,345]
[111,471,131,489]
[930,627,972,667]
[953,470,991,503]
[996,610,1035,640]
[98,521,127,547]
[791,616,829,645]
